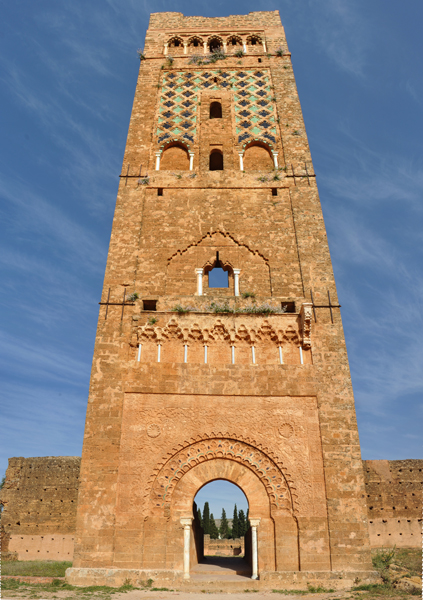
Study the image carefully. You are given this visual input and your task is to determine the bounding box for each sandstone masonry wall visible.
[363,459,422,548]
[0,457,80,560]
[1,457,421,561]
[203,534,244,556]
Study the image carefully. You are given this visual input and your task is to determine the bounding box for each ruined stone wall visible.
[203,534,244,556]
[363,459,422,548]
[0,456,80,560]
[1,456,420,562]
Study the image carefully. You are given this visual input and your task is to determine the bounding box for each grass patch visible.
[389,548,422,577]
[272,591,308,595]
[353,582,421,596]
[1,578,140,596]
[2,560,72,577]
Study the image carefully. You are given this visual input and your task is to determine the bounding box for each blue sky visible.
[1,0,422,516]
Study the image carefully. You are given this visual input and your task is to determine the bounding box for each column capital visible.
[249,518,261,527]
[233,268,241,275]
[155,151,161,157]
[180,517,193,527]
[195,267,203,275]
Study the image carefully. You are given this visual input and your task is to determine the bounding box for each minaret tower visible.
[68,11,375,588]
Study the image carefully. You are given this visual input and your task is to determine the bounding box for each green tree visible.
[209,513,219,539]
[197,506,202,528]
[219,508,230,539]
[232,504,239,539]
[202,502,210,535]
[238,509,247,537]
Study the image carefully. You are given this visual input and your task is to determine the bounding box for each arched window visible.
[227,36,242,47]
[188,37,203,52]
[206,252,230,288]
[243,142,274,171]
[209,150,223,171]
[210,102,222,119]
[208,37,222,52]
[160,142,190,170]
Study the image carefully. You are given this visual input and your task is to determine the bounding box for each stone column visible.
[203,42,208,54]
[250,518,260,580]
[223,42,227,53]
[243,43,247,53]
[183,42,188,54]
[239,153,244,171]
[195,268,203,295]
[262,40,267,52]
[189,152,194,171]
[164,43,168,56]
[180,518,193,579]
[155,152,161,171]
[272,152,279,168]
[233,268,241,296]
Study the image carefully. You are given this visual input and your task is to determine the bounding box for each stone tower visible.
[68,11,375,588]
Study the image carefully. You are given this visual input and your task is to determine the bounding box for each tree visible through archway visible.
[194,479,250,565]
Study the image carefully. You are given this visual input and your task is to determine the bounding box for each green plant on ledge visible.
[241,291,256,299]
[172,304,198,314]
[137,49,146,60]
[148,317,158,325]
[275,46,285,57]
[207,301,234,314]
[127,292,139,302]
[234,49,245,58]
[166,56,174,66]
[138,176,150,185]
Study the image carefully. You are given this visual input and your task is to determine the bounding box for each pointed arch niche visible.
[166,231,271,297]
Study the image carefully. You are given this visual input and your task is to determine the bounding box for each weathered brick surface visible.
[363,459,423,548]
[66,10,376,579]
[0,457,79,560]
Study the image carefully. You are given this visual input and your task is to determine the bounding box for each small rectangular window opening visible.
[258,58,262,63]
[158,188,163,196]
[143,300,157,311]
[281,301,295,313]
[272,188,278,196]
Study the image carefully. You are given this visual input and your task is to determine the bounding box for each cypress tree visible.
[219,507,229,539]
[209,513,219,539]
[232,504,239,539]
[203,501,210,535]
[238,509,246,537]
[197,506,202,528]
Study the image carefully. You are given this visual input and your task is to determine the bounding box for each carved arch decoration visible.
[246,34,262,45]
[167,230,269,266]
[187,36,203,50]
[207,35,224,51]
[134,317,302,348]
[227,35,243,47]
[145,434,298,516]
[166,230,272,297]
[167,36,184,48]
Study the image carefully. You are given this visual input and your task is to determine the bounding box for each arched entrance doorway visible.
[146,436,300,579]
[193,479,250,579]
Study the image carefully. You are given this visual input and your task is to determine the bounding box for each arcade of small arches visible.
[155,139,279,172]
[134,317,311,366]
[165,34,266,56]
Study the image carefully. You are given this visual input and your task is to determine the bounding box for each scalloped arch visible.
[145,433,298,516]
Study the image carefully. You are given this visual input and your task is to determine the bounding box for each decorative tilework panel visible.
[156,69,279,150]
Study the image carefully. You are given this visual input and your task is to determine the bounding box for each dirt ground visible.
[1,583,420,600]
